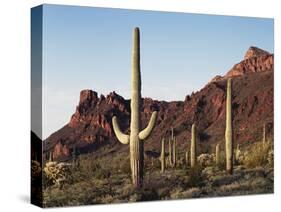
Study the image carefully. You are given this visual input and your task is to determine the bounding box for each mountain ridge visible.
[44,47,274,161]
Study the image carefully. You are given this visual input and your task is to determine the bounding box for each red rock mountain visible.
[44,47,274,160]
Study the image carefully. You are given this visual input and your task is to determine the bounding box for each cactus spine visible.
[112,27,158,188]
[215,143,220,165]
[190,124,197,168]
[225,78,233,175]
[160,138,165,173]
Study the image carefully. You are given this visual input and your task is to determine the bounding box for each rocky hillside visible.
[44,47,274,161]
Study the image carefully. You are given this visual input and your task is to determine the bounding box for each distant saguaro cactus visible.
[263,123,266,147]
[235,144,241,164]
[185,150,189,166]
[225,78,233,174]
[190,124,197,168]
[160,138,165,173]
[112,27,158,188]
[215,143,220,165]
[72,146,77,165]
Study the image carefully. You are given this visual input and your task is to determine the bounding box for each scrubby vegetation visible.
[41,28,273,208]
[243,140,273,168]
[42,140,273,207]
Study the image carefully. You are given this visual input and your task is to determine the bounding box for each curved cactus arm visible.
[139,111,158,140]
[112,116,130,144]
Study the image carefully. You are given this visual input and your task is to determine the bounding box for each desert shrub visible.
[74,156,112,180]
[170,187,184,199]
[136,188,159,201]
[216,181,246,196]
[188,165,204,187]
[197,153,215,167]
[31,160,41,180]
[215,151,226,170]
[42,169,54,189]
[243,141,273,168]
[44,161,72,189]
[182,187,201,198]
[210,173,241,187]
[156,187,171,199]
[267,149,274,168]
[94,167,111,180]
[118,156,131,174]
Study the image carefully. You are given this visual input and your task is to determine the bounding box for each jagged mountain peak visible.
[244,46,270,60]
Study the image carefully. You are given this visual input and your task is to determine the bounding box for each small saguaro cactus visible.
[49,151,53,162]
[235,144,241,164]
[185,150,189,166]
[112,27,158,188]
[72,146,78,165]
[190,124,197,168]
[263,123,266,147]
[225,78,233,175]
[160,138,165,173]
[215,143,220,165]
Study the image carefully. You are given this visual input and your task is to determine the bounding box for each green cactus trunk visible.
[112,27,158,188]
[190,124,197,168]
[225,78,233,175]
[160,138,165,173]
[215,143,220,165]
[130,26,143,187]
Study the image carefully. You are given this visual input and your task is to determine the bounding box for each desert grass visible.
[42,141,273,207]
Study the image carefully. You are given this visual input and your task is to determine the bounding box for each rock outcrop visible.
[211,46,273,82]
[244,46,270,60]
[44,47,274,160]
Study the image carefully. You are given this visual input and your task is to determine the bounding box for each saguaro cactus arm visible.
[138,111,158,140]
[112,116,130,144]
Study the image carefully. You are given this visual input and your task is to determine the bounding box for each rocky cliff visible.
[44,47,274,160]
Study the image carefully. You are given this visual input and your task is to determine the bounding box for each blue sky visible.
[40,4,274,139]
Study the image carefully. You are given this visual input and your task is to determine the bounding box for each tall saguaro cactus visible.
[169,127,177,167]
[225,78,233,175]
[190,124,197,168]
[160,138,165,173]
[112,27,158,188]
[215,143,220,165]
